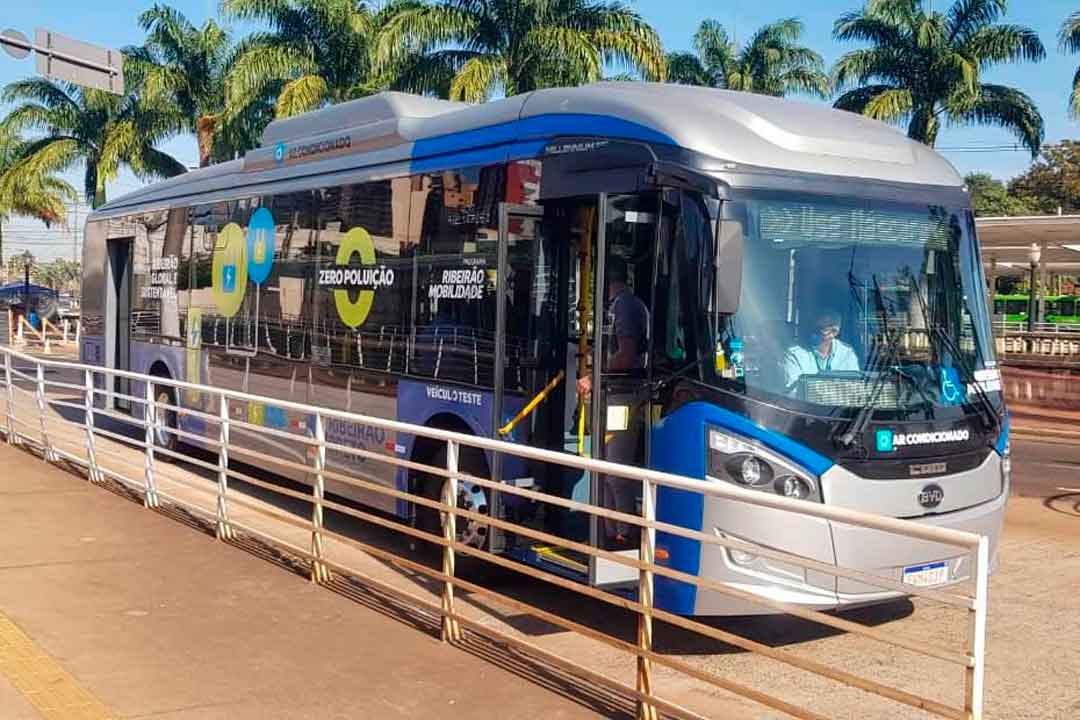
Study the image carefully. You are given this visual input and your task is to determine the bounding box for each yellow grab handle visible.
[577,398,586,456]
[498,370,565,437]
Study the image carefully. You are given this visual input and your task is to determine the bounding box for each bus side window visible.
[407,167,502,389]
[312,181,408,404]
[129,210,171,343]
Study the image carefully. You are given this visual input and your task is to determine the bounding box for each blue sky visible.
[2,0,1078,258]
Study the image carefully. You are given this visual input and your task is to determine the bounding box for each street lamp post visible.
[1027,243,1041,333]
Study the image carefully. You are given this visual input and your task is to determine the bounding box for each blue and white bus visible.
[81,83,1008,615]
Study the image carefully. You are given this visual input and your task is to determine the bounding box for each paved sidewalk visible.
[0,443,610,720]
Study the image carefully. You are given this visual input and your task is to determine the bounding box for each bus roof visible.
[90,83,963,219]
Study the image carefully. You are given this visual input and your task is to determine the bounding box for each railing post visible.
[216,394,233,540]
[3,353,15,445]
[83,369,100,483]
[35,363,54,461]
[310,412,331,584]
[637,476,658,720]
[965,536,990,720]
[143,380,159,508]
[441,438,462,643]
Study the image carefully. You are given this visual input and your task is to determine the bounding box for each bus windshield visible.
[716,192,1000,418]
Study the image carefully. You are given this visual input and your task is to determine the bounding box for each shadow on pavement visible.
[1044,492,1080,517]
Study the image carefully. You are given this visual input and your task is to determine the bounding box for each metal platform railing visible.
[0,346,990,720]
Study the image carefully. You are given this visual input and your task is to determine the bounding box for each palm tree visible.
[832,0,1045,155]
[0,125,78,266]
[666,18,830,98]
[375,0,665,103]
[1060,11,1080,117]
[221,0,417,118]
[126,4,264,167]
[0,79,185,209]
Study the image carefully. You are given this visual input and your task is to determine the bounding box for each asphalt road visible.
[1009,436,1080,498]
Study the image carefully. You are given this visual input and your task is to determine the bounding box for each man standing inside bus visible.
[577,256,648,548]
[783,309,860,391]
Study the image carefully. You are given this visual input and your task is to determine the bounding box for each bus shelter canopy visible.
[976,215,1080,275]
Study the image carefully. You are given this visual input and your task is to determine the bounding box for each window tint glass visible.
[408,167,504,387]
[314,181,409,373]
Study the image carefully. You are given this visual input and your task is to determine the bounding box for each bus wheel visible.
[151,384,180,457]
[415,443,490,553]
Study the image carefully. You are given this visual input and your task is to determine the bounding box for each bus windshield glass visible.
[719,192,999,418]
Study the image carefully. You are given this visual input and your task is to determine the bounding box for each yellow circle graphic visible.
[212,223,248,318]
[334,227,376,328]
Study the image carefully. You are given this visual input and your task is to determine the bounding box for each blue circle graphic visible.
[247,207,276,285]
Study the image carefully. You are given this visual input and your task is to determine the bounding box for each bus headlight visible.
[776,475,813,500]
[706,426,821,502]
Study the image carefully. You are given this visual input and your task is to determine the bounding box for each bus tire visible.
[414,442,492,558]
[151,384,181,459]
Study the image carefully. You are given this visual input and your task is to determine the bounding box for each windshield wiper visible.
[904,269,1000,434]
[834,273,903,449]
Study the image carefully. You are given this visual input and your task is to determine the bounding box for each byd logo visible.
[918,483,945,510]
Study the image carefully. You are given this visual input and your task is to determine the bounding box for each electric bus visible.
[80,83,1008,615]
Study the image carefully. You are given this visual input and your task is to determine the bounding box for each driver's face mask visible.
[811,326,840,346]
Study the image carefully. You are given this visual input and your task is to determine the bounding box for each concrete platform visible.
[0,443,611,720]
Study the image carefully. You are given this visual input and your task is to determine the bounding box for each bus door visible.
[588,192,661,587]
[491,199,599,571]
[490,202,547,552]
[106,237,133,409]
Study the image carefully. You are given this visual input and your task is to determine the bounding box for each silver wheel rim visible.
[153,392,172,447]
[439,482,488,548]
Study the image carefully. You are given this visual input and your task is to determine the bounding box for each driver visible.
[783,310,860,391]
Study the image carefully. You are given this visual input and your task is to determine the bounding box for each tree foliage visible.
[0,125,78,264]
[221,0,419,118]
[832,0,1045,155]
[666,18,830,98]
[1007,140,1080,215]
[1060,11,1080,118]
[0,78,185,208]
[31,259,82,293]
[375,0,665,102]
[964,171,1036,216]
[127,4,267,166]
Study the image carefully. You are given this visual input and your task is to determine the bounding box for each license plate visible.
[903,560,949,587]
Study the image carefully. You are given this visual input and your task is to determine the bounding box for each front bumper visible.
[686,464,1006,616]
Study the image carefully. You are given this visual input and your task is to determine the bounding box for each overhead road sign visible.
[0,27,123,94]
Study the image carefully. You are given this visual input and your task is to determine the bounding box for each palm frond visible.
[961,24,1046,66]
[1060,11,1080,53]
[1070,65,1080,119]
[947,0,1007,43]
[591,28,665,82]
[13,136,82,176]
[449,54,507,102]
[374,5,478,71]
[833,84,901,114]
[665,52,711,86]
[954,83,1044,157]
[863,87,914,120]
[226,41,314,111]
[276,74,329,116]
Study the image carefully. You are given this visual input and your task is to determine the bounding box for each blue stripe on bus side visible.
[410,140,548,174]
[409,113,675,173]
[995,411,1010,455]
[650,401,835,615]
